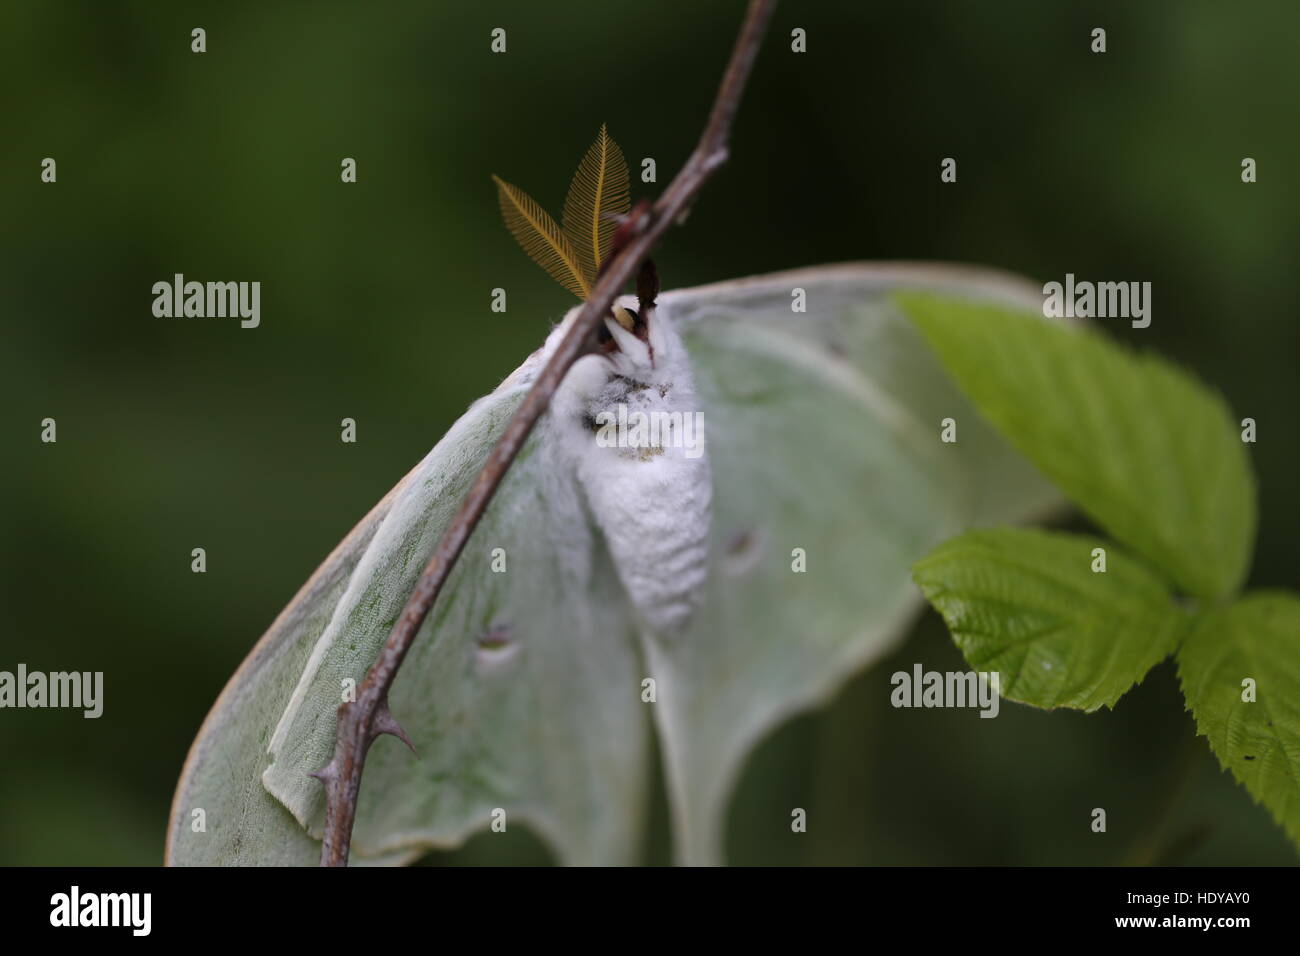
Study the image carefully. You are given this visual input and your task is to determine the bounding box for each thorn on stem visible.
[373,699,417,755]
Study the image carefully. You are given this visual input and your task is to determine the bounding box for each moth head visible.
[594,294,676,381]
[493,127,678,397]
[592,256,662,366]
[547,293,678,408]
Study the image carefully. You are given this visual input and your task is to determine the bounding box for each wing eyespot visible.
[721,528,766,577]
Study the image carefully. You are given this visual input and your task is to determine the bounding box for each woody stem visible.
[317,0,776,867]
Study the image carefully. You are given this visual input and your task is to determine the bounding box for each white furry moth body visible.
[545,294,712,635]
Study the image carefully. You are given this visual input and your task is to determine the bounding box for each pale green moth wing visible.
[166,465,421,865]
[170,362,649,866]
[259,379,647,865]
[650,263,1062,864]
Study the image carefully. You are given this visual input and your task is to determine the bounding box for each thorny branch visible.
[316,0,776,866]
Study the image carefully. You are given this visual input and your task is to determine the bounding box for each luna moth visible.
[167,129,1060,866]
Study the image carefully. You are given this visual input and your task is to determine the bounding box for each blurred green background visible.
[2,0,1296,865]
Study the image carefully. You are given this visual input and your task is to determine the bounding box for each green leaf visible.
[901,294,1256,601]
[913,528,1190,711]
[1178,591,1300,851]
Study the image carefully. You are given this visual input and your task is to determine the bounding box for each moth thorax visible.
[569,313,713,636]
